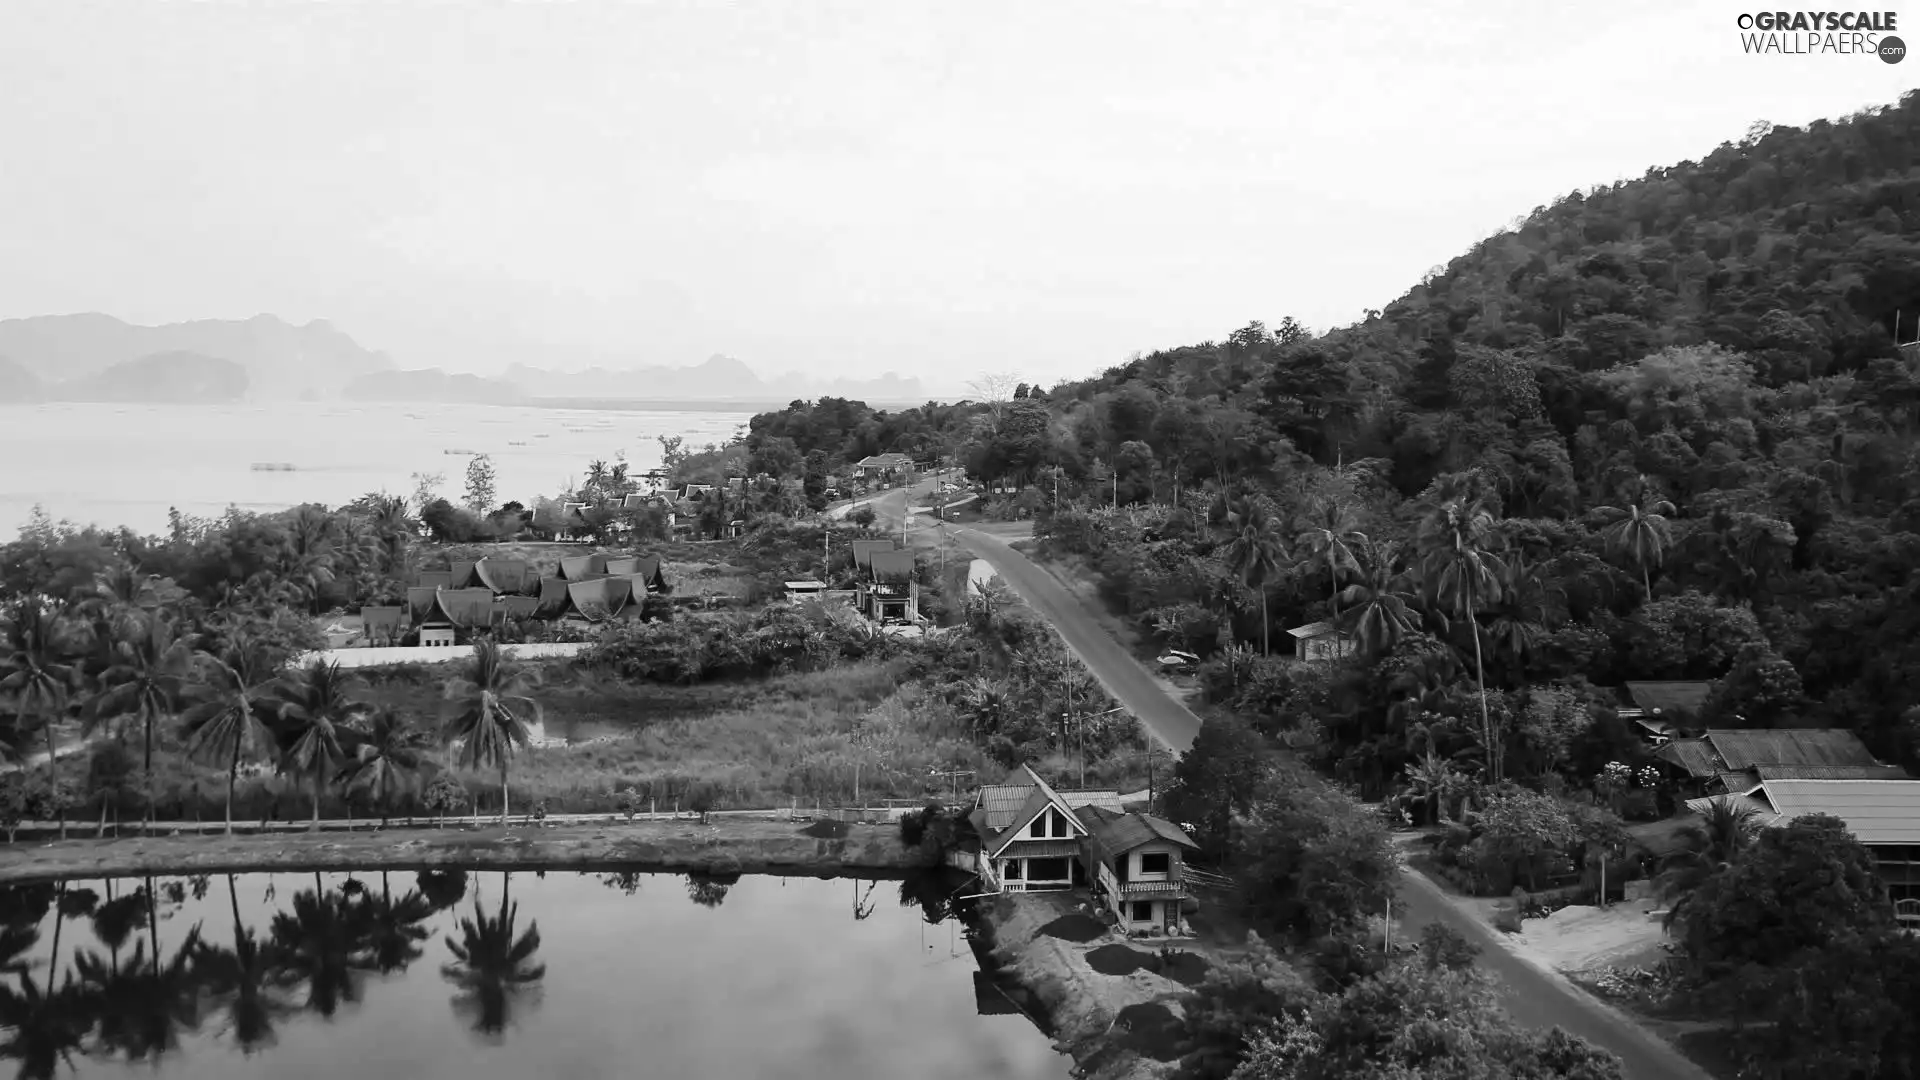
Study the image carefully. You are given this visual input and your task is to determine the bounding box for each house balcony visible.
[1097,863,1185,898]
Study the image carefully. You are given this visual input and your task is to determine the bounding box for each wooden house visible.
[1286,620,1356,664]
[1078,805,1200,933]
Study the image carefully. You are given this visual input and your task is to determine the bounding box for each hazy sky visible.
[2,1,1914,392]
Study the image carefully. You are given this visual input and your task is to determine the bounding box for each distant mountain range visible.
[0,314,929,406]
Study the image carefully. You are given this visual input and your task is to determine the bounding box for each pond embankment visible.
[0,817,929,885]
[980,893,1208,1080]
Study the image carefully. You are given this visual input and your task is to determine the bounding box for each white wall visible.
[288,641,593,670]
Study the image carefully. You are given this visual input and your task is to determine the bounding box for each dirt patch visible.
[1039,912,1109,943]
[0,817,927,885]
[1512,902,1673,973]
[802,819,852,840]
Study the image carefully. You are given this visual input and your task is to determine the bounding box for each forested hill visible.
[1006,90,1920,771]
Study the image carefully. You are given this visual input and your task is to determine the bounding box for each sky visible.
[1,1,1915,395]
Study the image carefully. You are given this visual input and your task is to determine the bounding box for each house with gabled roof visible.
[1656,728,1901,796]
[964,765,1199,935]
[1617,681,1716,744]
[1287,620,1355,664]
[1685,778,1920,917]
[859,549,920,624]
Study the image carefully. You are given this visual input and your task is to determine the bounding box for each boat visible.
[508,440,528,446]
[443,448,479,455]
[249,462,297,472]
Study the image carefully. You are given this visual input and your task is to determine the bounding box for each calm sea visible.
[0,402,758,536]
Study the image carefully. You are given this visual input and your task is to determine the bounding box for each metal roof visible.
[869,550,915,582]
[1624,681,1715,716]
[1081,805,1198,855]
[1286,620,1343,639]
[1707,729,1880,771]
[1760,780,1920,845]
[1656,738,1721,777]
[1755,763,1911,781]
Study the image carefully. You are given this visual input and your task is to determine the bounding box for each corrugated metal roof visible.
[1707,729,1879,771]
[1656,738,1720,777]
[1761,780,1920,845]
[1625,681,1714,715]
[994,840,1081,860]
[1755,763,1912,781]
[1717,771,1762,795]
[1286,620,1341,638]
[1059,791,1124,815]
[869,550,915,582]
[976,785,1034,831]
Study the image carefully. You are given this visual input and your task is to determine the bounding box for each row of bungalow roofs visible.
[354,552,673,644]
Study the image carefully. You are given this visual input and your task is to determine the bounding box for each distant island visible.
[0,313,930,406]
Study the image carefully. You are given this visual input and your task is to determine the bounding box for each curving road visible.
[947,525,1202,753]
[944,519,1707,1079]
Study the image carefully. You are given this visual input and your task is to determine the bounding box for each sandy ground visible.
[987,892,1194,1080]
[1509,901,1676,973]
[0,817,928,885]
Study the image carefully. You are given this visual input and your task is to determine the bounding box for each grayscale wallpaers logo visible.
[1736,10,1905,60]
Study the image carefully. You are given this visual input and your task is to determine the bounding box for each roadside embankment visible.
[0,817,930,885]
[981,892,1206,1080]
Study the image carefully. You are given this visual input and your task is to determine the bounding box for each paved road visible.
[948,525,1202,753]
[943,519,1706,1077]
[1394,863,1710,1080]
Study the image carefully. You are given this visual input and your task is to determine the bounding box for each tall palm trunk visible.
[1258,592,1270,656]
[228,873,243,932]
[311,771,324,832]
[1469,611,1495,782]
[225,736,240,834]
[499,762,510,827]
[50,882,65,987]
[146,874,160,973]
[143,713,155,827]
[1641,562,1652,601]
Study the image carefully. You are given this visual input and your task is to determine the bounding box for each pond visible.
[0,869,1069,1080]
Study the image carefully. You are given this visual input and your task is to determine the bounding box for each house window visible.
[1051,809,1070,838]
[1028,858,1070,882]
[1031,811,1049,838]
[1132,901,1154,923]
[1139,852,1171,877]
[1003,859,1023,880]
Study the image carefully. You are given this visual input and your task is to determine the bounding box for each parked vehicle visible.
[1157,649,1200,673]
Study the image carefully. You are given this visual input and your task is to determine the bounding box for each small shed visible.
[1286,620,1356,664]
[785,580,827,603]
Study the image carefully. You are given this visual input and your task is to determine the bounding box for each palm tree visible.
[441,872,545,1039]
[1480,554,1568,675]
[440,641,542,827]
[1222,501,1289,655]
[1336,538,1419,655]
[366,494,416,586]
[0,969,86,1079]
[193,874,296,1053]
[1594,476,1677,601]
[1295,496,1366,616]
[340,707,434,826]
[281,506,340,615]
[82,616,193,825]
[180,641,281,833]
[1402,748,1464,826]
[272,660,362,830]
[1656,795,1762,929]
[1417,476,1507,781]
[0,599,78,773]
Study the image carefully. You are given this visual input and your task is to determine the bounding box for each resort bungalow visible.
[962,765,1198,935]
[859,550,921,624]
[1287,620,1356,664]
[1616,681,1716,745]
[375,550,669,646]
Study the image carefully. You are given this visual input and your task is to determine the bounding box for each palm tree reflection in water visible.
[441,872,546,1040]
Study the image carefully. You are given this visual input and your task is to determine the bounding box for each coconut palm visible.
[1295,496,1366,616]
[440,641,542,827]
[1222,501,1289,655]
[1402,748,1465,826]
[82,616,194,825]
[193,874,297,1054]
[441,873,545,1039]
[1416,476,1506,782]
[272,660,362,830]
[1594,476,1677,601]
[1480,554,1567,673]
[1655,795,1763,929]
[0,965,86,1080]
[1336,538,1419,655]
[0,599,79,773]
[339,707,434,826]
[180,640,281,833]
[281,506,341,615]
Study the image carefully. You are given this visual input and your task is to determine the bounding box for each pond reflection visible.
[0,869,1063,1080]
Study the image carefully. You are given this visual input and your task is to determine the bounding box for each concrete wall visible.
[288,641,593,670]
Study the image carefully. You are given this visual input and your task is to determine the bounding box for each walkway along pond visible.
[0,867,1070,1080]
